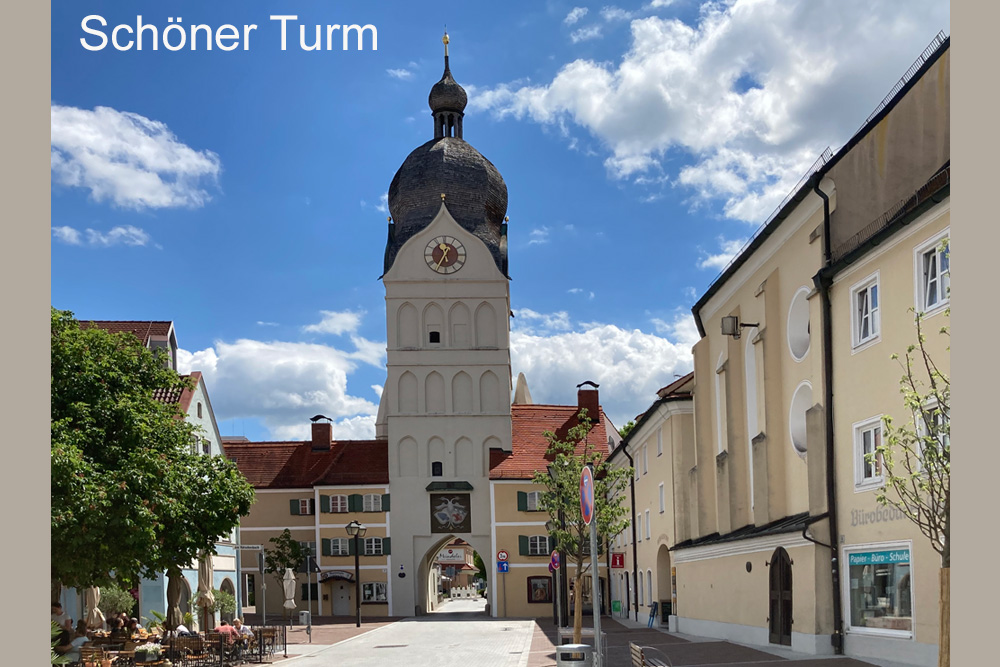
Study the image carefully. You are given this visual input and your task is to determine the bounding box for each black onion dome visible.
[385,137,508,274]
[428,66,468,113]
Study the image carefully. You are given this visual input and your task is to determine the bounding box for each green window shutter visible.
[349,494,363,512]
[549,535,557,551]
[517,491,527,512]
[320,495,331,513]
[518,535,529,556]
[348,538,356,556]
[290,499,300,515]
[322,539,331,557]
[381,494,391,512]
[382,537,391,555]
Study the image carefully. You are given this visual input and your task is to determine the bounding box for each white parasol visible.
[282,568,297,610]
[196,552,215,630]
[84,587,105,630]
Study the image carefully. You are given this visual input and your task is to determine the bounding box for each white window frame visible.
[915,400,949,473]
[363,493,382,512]
[644,510,651,540]
[853,416,884,492]
[637,514,643,542]
[329,538,349,556]
[658,483,665,513]
[526,491,542,511]
[914,230,950,316]
[842,540,915,639]
[298,499,314,515]
[850,271,881,351]
[642,445,648,475]
[297,540,316,557]
[528,535,549,556]
[647,569,653,604]
[656,430,662,456]
[364,537,383,556]
[362,581,388,602]
[330,494,349,513]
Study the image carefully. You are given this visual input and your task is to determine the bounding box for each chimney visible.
[311,422,333,450]
[576,380,601,423]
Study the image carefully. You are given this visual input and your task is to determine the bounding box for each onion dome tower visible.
[383,33,509,277]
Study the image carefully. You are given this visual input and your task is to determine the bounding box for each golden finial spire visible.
[443,30,449,58]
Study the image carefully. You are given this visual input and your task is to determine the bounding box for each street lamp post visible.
[345,520,368,628]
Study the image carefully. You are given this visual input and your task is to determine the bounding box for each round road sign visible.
[497,550,509,562]
[580,465,595,525]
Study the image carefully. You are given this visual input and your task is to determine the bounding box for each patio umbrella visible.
[282,568,297,611]
[84,587,105,630]
[196,552,215,631]
[164,570,184,631]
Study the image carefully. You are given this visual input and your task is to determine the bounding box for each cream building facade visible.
[607,34,949,667]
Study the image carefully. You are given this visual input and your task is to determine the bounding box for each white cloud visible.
[512,308,572,335]
[177,337,380,441]
[256,321,279,327]
[376,193,389,214]
[471,1,949,222]
[387,68,413,79]
[511,317,694,428]
[565,7,590,25]
[528,226,551,245]
[52,224,152,248]
[50,104,221,209]
[571,26,603,43]
[303,310,364,336]
[698,236,748,270]
[651,311,701,348]
[646,0,676,8]
[601,6,637,22]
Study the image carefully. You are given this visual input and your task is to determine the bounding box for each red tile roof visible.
[224,439,389,488]
[82,320,174,344]
[151,371,200,415]
[490,404,611,480]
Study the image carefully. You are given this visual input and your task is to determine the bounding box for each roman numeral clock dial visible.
[425,236,466,274]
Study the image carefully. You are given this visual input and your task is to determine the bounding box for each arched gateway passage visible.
[416,534,491,615]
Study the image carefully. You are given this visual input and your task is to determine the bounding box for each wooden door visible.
[768,547,792,646]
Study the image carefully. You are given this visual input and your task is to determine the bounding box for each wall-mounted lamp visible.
[721,315,759,340]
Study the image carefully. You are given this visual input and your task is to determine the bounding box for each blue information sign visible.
[497,561,509,573]
[847,549,910,566]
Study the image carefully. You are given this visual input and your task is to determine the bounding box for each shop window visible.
[527,576,552,603]
[845,544,913,636]
[362,582,388,603]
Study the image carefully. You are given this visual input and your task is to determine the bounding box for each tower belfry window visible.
[429,331,441,344]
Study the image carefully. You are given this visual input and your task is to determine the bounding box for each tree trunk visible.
[939,567,949,667]
[573,565,584,644]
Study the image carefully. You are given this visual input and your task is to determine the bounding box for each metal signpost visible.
[550,550,562,630]
[580,464,602,667]
[497,550,509,616]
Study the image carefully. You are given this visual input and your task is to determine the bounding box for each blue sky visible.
[51,0,950,441]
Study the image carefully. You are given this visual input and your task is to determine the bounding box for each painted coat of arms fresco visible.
[430,493,471,533]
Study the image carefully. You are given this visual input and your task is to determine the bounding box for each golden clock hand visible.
[435,245,450,269]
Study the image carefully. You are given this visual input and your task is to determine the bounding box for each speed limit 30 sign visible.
[497,550,509,562]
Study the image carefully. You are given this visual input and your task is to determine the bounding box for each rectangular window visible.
[852,274,880,348]
[637,515,643,542]
[300,583,318,601]
[644,510,650,539]
[293,499,315,516]
[844,544,913,636]
[362,582,388,603]
[363,494,382,512]
[298,541,316,557]
[527,576,553,603]
[658,483,665,513]
[330,495,348,513]
[916,402,949,472]
[656,430,662,456]
[915,232,950,313]
[329,538,349,556]
[526,491,541,511]
[528,535,549,556]
[854,418,884,490]
[364,537,383,556]
[642,446,648,474]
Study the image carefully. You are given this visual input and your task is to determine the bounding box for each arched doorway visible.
[656,544,672,621]
[416,534,491,615]
[768,547,792,646]
[220,579,236,624]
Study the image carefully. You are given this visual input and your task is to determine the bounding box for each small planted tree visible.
[869,306,949,666]
[264,530,306,623]
[97,583,138,618]
[533,409,632,644]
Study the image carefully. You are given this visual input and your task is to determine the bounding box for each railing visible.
[156,624,286,665]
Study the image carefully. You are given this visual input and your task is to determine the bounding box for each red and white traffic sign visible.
[497,550,509,562]
[550,550,560,570]
[580,465,595,525]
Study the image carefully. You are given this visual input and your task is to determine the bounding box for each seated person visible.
[233,618,254,640]
[54,627,90,663]
[213,620,241,644]
[109,617,128,639]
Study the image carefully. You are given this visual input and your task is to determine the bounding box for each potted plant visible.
[134,642,162,663]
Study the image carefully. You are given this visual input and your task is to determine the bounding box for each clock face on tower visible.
[424,236,467,274]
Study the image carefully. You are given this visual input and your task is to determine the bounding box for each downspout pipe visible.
[622,447,639,622]
[812,180,845,654]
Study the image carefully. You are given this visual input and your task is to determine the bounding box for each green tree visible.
[472,551,487,584]
[193,588,238,616]
[532,409,632,644]
[97,583,138,617]
[617,420,636,439]
[264,529,306,622]
[51,308,255,596]
[869,306,949,666]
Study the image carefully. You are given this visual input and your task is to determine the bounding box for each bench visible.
[629,641,672,667]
